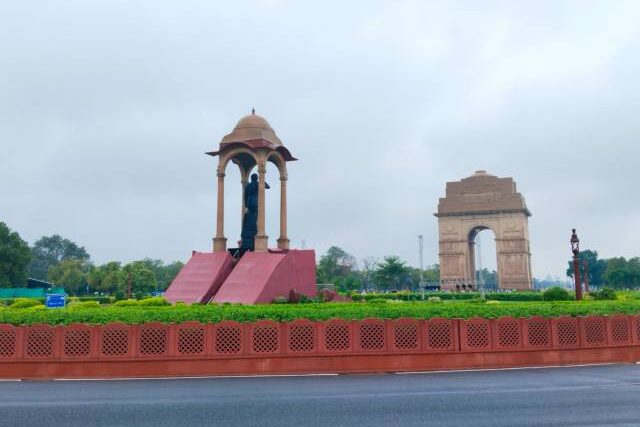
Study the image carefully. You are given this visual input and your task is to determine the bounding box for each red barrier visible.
[1,315,640,379]
[213,321,243,357]
[552,316,580,349]
[523,317,552,350]
[319,319,352,354]
[355,318,387,353]
[389,318,420,353]
[424,318,458,353]
[460,317,492,352]
[581,316,608,348]
[493,317,522,351]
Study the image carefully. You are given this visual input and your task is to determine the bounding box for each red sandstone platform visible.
[164,252,234,304]
[212,249,316,304]
[165,249,316,305]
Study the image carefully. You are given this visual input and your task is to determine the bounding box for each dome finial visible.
[251,107,255,115]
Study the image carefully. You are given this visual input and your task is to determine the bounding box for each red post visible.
[570,229,582,301]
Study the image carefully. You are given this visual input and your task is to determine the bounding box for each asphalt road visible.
[1,364,640,426]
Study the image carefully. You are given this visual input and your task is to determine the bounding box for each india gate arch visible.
[435,171,533,290]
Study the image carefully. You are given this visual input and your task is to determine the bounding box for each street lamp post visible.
[570,228,582,301]
[418,235,425,300]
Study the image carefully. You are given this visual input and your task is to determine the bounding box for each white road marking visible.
[395,362,619,375]
[27,363,634,381]
[52,373,340,381]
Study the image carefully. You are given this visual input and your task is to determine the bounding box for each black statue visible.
[241,173,269,250]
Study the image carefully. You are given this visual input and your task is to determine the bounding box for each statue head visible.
[251,173,258,182]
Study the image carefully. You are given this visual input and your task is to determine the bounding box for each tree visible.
[317,246,357,284]
[135,258,184,291]
[603,257,640,289]
[360,257,379,291]
[29,235,90,280]
[0,222,31,287]
[476,268,497,289]
[423,264,440,283]
[119,261,157,296]
[87,262,122,294]
[566,249,607,287]
[374,256,411,291]
[333,274,363,292]
[47,259,89,294]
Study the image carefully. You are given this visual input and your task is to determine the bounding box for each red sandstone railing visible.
[0,315,638,362]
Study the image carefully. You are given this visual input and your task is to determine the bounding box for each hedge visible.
[350,291,544,302]
[2,300,640,325]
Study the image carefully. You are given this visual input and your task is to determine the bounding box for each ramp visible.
[164,252,234,304]
[212,249,316,304]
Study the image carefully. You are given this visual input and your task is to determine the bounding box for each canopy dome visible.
[220,111,282,146]
[207,110,296,161]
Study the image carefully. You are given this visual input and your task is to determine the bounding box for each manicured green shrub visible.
[68,301,101,309]
[590,288,617,301]
[136,297,170,307]
[10,298,43,309]
[113,299,139,307]
[354,291,544,302]
[1,300,640,326]
[78,296,113,304]
[543,287,572,301]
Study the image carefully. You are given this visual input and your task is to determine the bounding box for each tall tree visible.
[374,256,411,291]
[87,262,122,294]
[566,249,607,287]
[333,274,363,292]
[423,264,440,283]
[47,259,89,294]
[158,261,184,290]
[0,222,31,287]
[476,268,498,289]
[317,246,357,284]
[603,257,640,289]
[135,258,184,291]
[29,235,90,280]
[360,257,379,291]
[119,261,157,296]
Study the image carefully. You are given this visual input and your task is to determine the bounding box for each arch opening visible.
[469,227,498,291]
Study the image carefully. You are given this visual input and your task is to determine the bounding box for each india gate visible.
[435,171,533,290]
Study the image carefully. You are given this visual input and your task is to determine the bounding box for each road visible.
[1,364,640,426]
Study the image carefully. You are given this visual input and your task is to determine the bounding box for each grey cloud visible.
[1,1,639,278]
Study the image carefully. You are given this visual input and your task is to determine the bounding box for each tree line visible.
[567,250,640,289]
[0,222,183,297]
[316,246,441,292]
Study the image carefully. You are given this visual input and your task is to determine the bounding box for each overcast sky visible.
[2,1,639,279]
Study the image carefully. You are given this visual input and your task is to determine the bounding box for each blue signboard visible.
[45,294,66,308]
